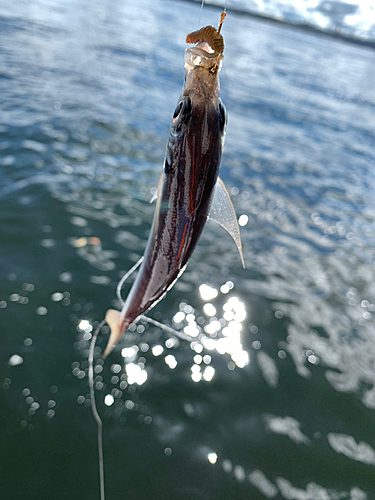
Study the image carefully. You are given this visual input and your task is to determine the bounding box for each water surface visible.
[1,1,375,499]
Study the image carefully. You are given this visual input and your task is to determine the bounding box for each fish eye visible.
[173,101,184,120]
[172,97,191,125]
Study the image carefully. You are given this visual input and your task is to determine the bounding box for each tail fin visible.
[102,309,128,359]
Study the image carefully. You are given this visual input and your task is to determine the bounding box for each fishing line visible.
[87,258,144,500]
[116,256,144,305]
[88,4,230,497]
[89,271,200,500]
[139,315,195,342]
[116,259,202,342]
[197,0,205,29]
[88,319,106,500]
[88,270,199,500]
[87,257,196,500]
[197,0,227,29]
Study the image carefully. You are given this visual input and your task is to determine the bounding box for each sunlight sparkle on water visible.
[199,284,218,301]
[184,323,200,337]
[125,363,147,385]
[234,309,246,322]
[165,338,176,348]
[224,321,243,334]
[208,453,218,464]
[215,338,228,355]
[231,350,249,369]
[203,303,216,317]
[191,342,203,353]
[202,294,250,369]
[51,292,64,301]
[205,320,221,335]
[121,346,138,359]
[165,355,177,369]
[173,311,185,323]
[238,214,249,226]
[104,394,114,406]
[220,281,234,294]
[202,337,216,350]
[36,306,48,315]
[203,366,215,381]
[78,319,92,332]
[8,354,23,366]
[152,345,164,356]
[223,310,234,321]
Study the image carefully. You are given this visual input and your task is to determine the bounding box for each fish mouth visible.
[194,41,216,54]
[185,44,223,71]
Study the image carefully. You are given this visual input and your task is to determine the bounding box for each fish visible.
[103,14,244,359]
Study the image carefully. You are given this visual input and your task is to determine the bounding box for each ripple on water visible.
[1,0,375,498]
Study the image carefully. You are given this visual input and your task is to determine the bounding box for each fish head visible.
[185,42,223,71]
[167,45,226,144]
[183,43,224,102]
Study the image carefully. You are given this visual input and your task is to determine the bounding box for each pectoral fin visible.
[103,309,124,359]
[209,177,245,268]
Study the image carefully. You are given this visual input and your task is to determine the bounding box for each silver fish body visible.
[103,45,226,358]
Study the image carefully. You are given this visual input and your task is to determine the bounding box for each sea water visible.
[1,0,375,498]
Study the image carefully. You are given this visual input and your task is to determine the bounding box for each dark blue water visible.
[1,1,375,499]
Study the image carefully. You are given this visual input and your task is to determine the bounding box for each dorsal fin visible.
[209,177,245,268]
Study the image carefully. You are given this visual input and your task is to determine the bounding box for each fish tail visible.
[102,309,129,359]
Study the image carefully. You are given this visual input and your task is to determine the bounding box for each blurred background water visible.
[1,0,375,499]
[206,0,375,43]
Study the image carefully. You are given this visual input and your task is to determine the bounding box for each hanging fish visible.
[103,13,244,359]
